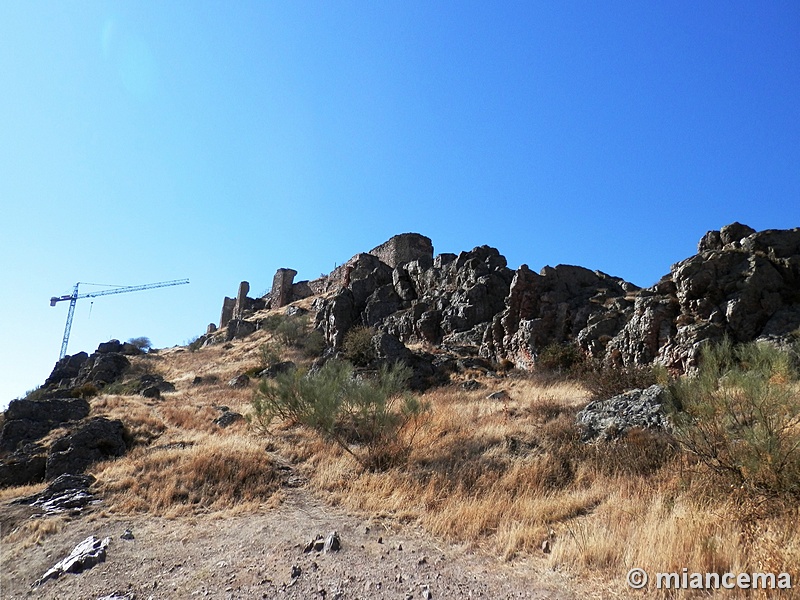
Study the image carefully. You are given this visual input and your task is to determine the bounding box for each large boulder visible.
[75,352,130,387]
[45,417,128,480]
[44,352,89,388]
[225,319,258,341]
[1,397,90,452]
[576,385,674,441]
[0,444,47,487]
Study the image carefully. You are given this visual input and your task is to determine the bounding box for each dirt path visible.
[1,487,582,600]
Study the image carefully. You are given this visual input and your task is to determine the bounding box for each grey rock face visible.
[13,473,97,515]
[96,339,122,354]
[44,352,89,387]
[225,318,258,340]
[606,224,800,371]
[74,352,131,388]
[576,385,674,441]
[1,397,90,452]
[272,268,298,308]
[481,263,635,369]
[45,417,127,480]
[0,444,47,486]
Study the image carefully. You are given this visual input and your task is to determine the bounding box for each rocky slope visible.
[3,223,798,491]
[228,223,800,374]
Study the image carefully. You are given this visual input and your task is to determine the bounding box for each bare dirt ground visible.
[1,486,590,600]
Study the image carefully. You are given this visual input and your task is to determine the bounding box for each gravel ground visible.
[1,488,583,600]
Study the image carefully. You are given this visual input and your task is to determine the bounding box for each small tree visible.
[672,338,800,498]
[343,326,376,366]
[128,336,153,352]
[251,360,428,470]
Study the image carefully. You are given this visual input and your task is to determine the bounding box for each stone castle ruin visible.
[212,224,800,376]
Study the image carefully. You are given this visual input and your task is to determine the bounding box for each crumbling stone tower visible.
[367,233,433,269]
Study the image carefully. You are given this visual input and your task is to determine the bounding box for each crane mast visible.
[50,279,190,359]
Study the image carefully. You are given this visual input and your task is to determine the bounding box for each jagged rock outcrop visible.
[605,223,800,370]
[481,264,637,369]
[44,342,131,392]
[216,224,800,376]
[380,245,514,347]
[45,417,128,480]
[0,396,92,487]
[0,444,48,487]
[0,397,90,452]
[13,473,97,515]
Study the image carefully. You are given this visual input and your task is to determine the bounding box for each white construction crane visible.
[49,279,190,359]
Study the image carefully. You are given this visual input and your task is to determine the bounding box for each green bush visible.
[671,338,800,498]
[301,329,327,358]
[342,326,376,366]
[71,383,99,399]
[579,361,659,399]
[251,360,428,470]
[127,336,152,352]
[259,314,285,333]
[537,342,582,372]
[259,342,282,369]
[260,313,327,357]
[186,336,204,352]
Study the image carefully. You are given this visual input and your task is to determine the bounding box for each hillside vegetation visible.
[3,311,795,598]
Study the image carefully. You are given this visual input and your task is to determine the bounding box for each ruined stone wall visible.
[368,233,433,269]
[271,268,298,308]
[219,297,235,328]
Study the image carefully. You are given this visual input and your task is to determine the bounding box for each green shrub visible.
[186,336,204,352]
[251,360,428,470]
[671,338,800,498]
[537,342,582,372]
[127,336,152,352]
[259,342,282,369]
[302,329,327,358]
[577,359,659,399]
[342,326,376,366]
[261,314,327,357]
[283,316,315,348]
[259,314,285,333]
[71,383,99,399]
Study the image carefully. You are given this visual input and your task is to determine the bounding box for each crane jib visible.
[49,279,190,359]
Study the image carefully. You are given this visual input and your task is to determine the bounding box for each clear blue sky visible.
[2,1,798,409]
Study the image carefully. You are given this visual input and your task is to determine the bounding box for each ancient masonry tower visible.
[216,233,434,328]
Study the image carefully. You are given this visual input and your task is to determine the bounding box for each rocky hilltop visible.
[217,223,800,375]
[2,223,799,491]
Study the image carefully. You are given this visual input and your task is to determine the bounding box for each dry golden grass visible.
[8,325,795,598]
[94,433,282,518]
[3,514,69,549]
[258,367,800,598]
[0,482,44,503]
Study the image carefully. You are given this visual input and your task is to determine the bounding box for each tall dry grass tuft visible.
[3,515,68,549]
[95,434,282,517]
